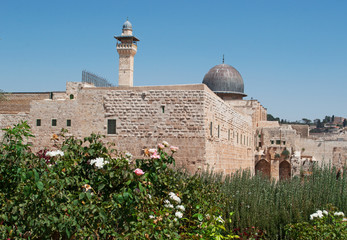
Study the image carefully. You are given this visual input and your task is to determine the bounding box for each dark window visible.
[271,140,274,144]
[52,119,57,126]
[69,94,74,99]
[49,92,53,99]
[36,119,41,126]
[67,119,71,127]
[161,106,165,113]
[276,140,281,145]
[283,141,286,145]
[237,133,239,143]
[210,122,213,137]
[108,119,117,134]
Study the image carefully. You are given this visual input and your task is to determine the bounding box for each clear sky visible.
[1,0,346,122]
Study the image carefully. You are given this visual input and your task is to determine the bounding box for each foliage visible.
[285,205,347,240]
[0,122,237,239]
[1,122,346,239]
[214,166,346,239]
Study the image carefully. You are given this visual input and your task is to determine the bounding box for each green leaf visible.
[197,213,203,221]
[86,192,92,200]
[98,183,105,191]
[24,185,31,196]
[36,181,44,191]
[33,169,39,182]
[99,209,107,220]
[125,180,132,185]
[79,192,85,200]
[66,229,70,239]
[72,200,79,206]
[139,182,144,193]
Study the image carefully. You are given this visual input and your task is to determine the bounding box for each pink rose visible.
[151,152,161,159]
[170,146,179,152]
[134,168,144,176]
[158,143,165,149]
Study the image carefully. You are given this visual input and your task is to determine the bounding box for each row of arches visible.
[255,159,291,180]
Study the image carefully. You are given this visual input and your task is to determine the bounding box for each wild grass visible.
[198,165,346,239]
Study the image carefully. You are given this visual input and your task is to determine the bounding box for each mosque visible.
[1,20,346,179]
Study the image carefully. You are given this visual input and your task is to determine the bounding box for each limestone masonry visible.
[1,20,346,179]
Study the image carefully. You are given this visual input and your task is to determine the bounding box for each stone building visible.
[1,20,346,178]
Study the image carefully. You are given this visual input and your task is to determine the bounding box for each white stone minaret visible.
[114,19,139,87]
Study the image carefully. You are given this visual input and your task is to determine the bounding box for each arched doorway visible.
[255,159,270,178]
[279,161,291,180]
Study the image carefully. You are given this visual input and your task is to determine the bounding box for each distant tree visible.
[302,118,312,125]
[267,114,280,122]
[343,119,347,127]
[316,119,324,128]
[323,116,331,123]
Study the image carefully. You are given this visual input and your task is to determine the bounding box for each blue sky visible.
[1,0,346,121]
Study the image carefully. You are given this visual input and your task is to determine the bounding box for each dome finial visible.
[222,54,224,64]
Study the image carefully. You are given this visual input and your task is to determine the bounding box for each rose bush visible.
[0,122,236,239]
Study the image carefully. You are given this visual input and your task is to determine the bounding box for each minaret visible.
[114,19,139,87]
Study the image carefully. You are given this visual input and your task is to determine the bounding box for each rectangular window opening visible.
[36,119,41,126]
[276,140,281,145]
[107,119,117,134]
[271,140,274,144]
[210,122,213,137]
[228,129,230,141]
[52,119,57,126]
[161,106,165,113]
[67,119,71,127]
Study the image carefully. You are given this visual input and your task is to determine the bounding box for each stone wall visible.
[203,90,253,174]
[283,124,309,138]
[227,100,267,128]
[26,84,253,173]
[296,138,347,165]
[0,93,51,114]
[332,147,347,169]
[0,113,29,139]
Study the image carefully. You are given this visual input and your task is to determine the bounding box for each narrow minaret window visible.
[114,19,140,87]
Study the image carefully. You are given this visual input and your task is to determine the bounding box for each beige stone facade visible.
[0,83,255,174]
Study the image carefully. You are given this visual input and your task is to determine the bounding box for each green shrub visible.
[285,206,347,240]
[0,122,237,239]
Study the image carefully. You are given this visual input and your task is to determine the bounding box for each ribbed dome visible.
[122,20,132,30]
[203,64,245,95]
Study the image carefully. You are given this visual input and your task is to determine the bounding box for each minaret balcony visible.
[116,43,137,51]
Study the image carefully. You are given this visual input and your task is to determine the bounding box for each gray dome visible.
[203,64,245,95]
[122,20,132,30]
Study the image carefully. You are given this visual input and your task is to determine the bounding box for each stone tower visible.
[114,19,139,87]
